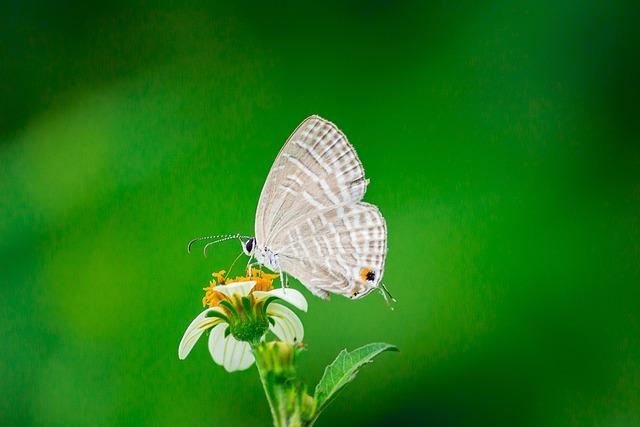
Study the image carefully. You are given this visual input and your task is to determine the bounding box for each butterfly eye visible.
[244,238,255,255]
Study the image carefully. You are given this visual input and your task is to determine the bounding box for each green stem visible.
[252,343,309,427]
[253,344,282,427]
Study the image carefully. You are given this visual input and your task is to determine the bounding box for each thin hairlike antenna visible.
[203,234,252,257]
[188,234,232,253]
[187,234,251,254]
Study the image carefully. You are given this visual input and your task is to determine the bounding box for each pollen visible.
[251,270,279,292]
[202,270,228,307]
[228,269,278,292]
[202,268,278,307]
[359,267,376,283]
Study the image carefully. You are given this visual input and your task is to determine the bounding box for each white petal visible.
[208,324,255,372]
[208,323,227,365]
[227,338,255,372]
[253,288,308,312]
[267,303,304,344]
[214,281,256,298]
[178,308,225,359]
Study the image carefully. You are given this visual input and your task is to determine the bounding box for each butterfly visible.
[190,116,388,300]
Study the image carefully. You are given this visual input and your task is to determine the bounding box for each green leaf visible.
[313,342,398,417]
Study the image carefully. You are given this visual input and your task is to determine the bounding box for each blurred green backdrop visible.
[1,1,639,426]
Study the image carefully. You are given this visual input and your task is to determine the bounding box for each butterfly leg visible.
[246,261,260,276]
[274,257,287,289]
[279,271,290,288]
[245,254,255,275]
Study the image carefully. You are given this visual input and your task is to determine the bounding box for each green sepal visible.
[219,300,237,316]
[261,296,279,313]
[241,296,252,313]
[205,310,229,323]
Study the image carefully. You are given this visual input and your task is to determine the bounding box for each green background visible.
[2,1,639,426]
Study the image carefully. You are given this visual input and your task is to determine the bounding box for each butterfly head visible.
[241,237,256,256]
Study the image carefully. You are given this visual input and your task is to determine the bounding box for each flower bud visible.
[300,391,316,421]
[256,341,296,380]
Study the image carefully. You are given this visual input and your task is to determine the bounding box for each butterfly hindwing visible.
[273,202,387,299]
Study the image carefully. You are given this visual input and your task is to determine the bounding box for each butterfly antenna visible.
[202,234,253,257]
[187,234,230,253]
[379,283,396,310]
[201,234,243,257]
[187,234,253,254]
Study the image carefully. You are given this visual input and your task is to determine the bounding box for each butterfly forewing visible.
[255,116,368,246]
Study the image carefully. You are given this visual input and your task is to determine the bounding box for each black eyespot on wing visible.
[359,267,377,283]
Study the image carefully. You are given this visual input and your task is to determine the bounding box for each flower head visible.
[179,270,307,372]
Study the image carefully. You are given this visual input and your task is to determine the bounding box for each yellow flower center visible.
[202,269,280,308]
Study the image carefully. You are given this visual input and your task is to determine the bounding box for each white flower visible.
[178,280,307,372]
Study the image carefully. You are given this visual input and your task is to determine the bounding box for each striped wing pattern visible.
[274,202,387,299]
[254,116,387,299]
[256,116,368,246]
